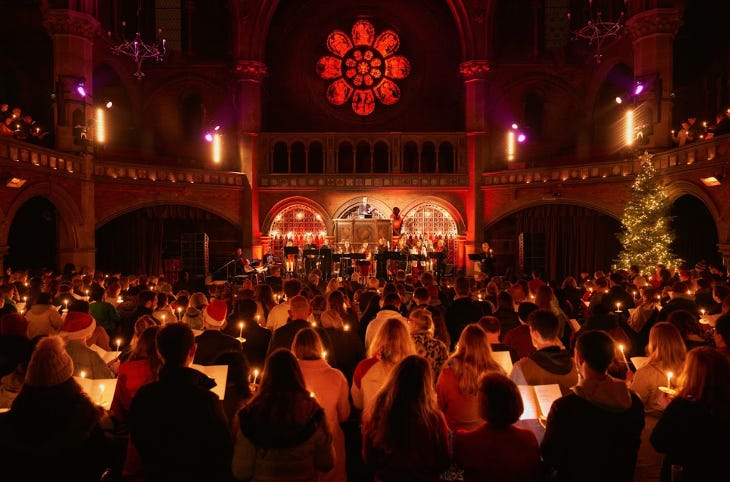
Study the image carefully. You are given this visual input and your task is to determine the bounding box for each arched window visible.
[421,142,436,173]
[268,203,327,255]
[291,141,306,173]
[356,141,372,173]
[338,142,354,173]
[524,92,544,141]
[309,142,324,173]
[403,141,418,173]
[438,142,455,173]
[401,203,459,262]
[373,141,389,173]
[272,141,288,173]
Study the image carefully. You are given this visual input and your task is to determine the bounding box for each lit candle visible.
[310,321,317,327]
[615,302,622,313]
[309,391,316,398]
[321,350,328,360]
[253,368,260,385]
[23,296,27,303]
[85,289,89,296]
[255,314,261,325]
[98,384,105,405]
[344,323,351,332]
[238,322,244,338]
[117,296,123,304]
[618,344,629,367]
[700,308,706,317]
[64,299,69,312]
[115,338,122,352]
[80,370,86,379]
[161,314,166,324]
[666,371,673,389]
[177,306,182,321]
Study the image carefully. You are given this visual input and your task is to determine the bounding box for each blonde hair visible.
[646,322,686,374]
[291,328,325,361]
[368,318,416,364]
[448,324,504,395]
[319,309,344,330]
[408,307,433,334]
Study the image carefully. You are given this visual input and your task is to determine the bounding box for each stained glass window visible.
[317,20,410,116]
[268,204,327,255]
[401,204,459,263]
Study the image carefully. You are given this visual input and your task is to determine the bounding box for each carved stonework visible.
[235,60,268,82]
[625,9,683,42]
[459,60,490,80]
[42,9,102,40]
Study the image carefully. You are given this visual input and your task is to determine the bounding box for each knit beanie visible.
[59,311,96,340]
[25,336,74,387]
[203,299,228,327]
[182,306,204,330]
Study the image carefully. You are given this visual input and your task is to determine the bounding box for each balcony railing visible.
[93,161,246,187]
[0,138,80,174]
[482,135,730,186]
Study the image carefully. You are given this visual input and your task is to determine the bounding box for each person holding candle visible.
[541,330,645,482]
[24,291,64,339]
[630,322,686,482]
[319,291,365,384]
[110,325,162,479]
[59,306,114,379]
[88,284,120,338]
[232,349,334,482]
[0,336,111,481]
[292,328,350,482]
[651,347,730,482]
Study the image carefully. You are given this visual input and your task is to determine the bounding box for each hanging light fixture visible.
[569,0,626,63]
[109,0,166,79]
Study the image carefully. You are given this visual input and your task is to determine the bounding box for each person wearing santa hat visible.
[193,298,243,365]
[60,309,114,379]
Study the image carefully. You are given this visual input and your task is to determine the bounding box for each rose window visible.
[316,19,411,116]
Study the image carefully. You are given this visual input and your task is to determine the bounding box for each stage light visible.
[76,83,87,97]
[511,123,519,130]
[204,132,213,143]
[517,133,527,143]
[634,83,644,95]
[615,96,623,104]
[105,101,113,109]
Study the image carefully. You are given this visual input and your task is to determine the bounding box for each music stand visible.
[284,247,300,256]
[467,254,483,261]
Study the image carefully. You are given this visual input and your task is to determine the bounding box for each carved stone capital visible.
[459,60,490,80]
[42,9,102,40]
[235,60,268,82]
[625,8,683,42]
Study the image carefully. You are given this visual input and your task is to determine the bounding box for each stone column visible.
[625,7,683,149]
[460,60,490,273]
[718,243,730,270]
[235,60,267,259]
[42,9,100,153]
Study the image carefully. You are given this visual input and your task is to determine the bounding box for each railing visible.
[0,137,80,174]
[0,137,248,187]
[259,172,470,189]
[93,160,247,187]
[482,135,730,186]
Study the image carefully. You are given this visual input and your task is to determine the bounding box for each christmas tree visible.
[616,153,682,274]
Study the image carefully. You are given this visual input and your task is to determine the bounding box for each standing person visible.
[510,310,579,394]
[352,318,416,414]
[232,349,335,481]
[128,323,232,482]
[630,323,686,482]
[651,347,730,482]
[0,336,110,482]
[362,355,450,482]
[541,330,645,482]
[453,373,540,482]
[436,324,505,430]
[445,276,487,349]
[293,329,350,482]
[110,325,162,479]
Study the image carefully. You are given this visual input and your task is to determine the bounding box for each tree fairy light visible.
[615,153,682,275]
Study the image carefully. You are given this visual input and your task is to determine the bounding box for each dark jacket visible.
[445,297,486,349]
[267,319,336,363]
[128,365,232,482]
[193,329,243,365]
[542,377,644,482]
[0,379,109,482]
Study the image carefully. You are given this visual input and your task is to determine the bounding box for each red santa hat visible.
[59,311,96,340]
[203,299,228,327]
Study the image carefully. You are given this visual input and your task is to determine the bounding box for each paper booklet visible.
[190,364,229,400]
[630,357,649,370]
[89,344,122,364]
[568,318,582,333]
[518,384,562,422]
[492,350,513,375]
[74,377,117,410]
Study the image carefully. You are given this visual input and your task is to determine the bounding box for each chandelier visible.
[109,1,166,79]
[569,0,625,63]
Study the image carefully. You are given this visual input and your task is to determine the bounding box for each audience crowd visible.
[0,102,50,144]
[0,259,729,482]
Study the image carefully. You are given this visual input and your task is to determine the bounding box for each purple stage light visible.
[76,84,87,97]
[634,83,644,95]
[204,132,213,142]
[517,133,527,143]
